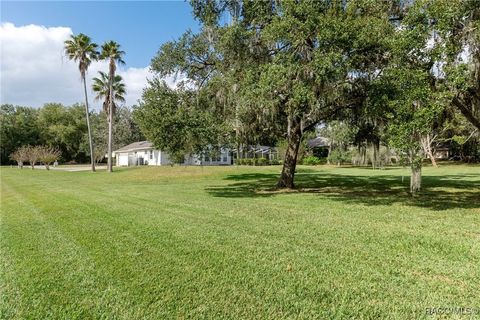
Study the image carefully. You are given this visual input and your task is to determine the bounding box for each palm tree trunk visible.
[107,62,114,173]
[82,74,96,172]
[108,114,113,172]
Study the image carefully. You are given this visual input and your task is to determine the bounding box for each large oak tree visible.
[150,0,393,188]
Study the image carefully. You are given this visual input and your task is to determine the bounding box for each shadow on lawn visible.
[205,170,480,211]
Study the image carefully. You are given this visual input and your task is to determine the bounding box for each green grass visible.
[1,165,479,319]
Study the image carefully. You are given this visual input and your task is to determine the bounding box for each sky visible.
[0,1,200,109]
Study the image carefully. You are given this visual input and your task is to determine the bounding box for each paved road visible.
[34,165,108,172]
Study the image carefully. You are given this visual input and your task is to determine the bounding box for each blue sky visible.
[1,1,200,68]
[0,1,201,107]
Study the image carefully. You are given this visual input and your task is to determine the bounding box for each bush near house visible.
[302,155,322,165]
[234,158,279,166]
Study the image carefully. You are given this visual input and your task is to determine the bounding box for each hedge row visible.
[234,158,281,166]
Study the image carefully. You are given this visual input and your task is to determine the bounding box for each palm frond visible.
[91,71,127,114]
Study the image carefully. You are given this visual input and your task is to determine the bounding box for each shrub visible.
[9,146,29,169]
[38,146,61,170]
[25,145,41,169]
[302,155,321,165]
[328,149,351,166]
[235,158,251,165]
[269,159,280,165]
[256,158,268,166]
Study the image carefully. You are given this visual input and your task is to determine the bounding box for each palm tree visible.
[99,41,125,172]
[92,71,126,116]
[64,33,98,172]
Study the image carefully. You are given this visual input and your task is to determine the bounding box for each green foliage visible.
[256,158,268,166]
[382,1,450,170]
[302,156,321,166]
[276,138,308,163]
[320,121,355,150]
[1,103,144,165]
[234,158,272,166]
[99,41,125,68]
[151,0,395,186]
[64,33,99,76]
[36,103,88,162]
[0,105,40,164]
[328,149,352,166]
[134,79,223,160]
[88,107,144,163]
[269,159,280,165]
[92,71,126,115]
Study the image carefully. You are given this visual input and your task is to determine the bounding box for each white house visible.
[114,141,232,166]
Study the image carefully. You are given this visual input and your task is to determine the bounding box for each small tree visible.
[38,146,61,170]
[134,80,221,162]
[93,147,106,164]
[9,146,29,169]
[25,145,41,169]
[321,121,355,166]
[328,149,352,167]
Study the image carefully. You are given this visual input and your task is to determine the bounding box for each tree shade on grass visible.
[1,165,479,319]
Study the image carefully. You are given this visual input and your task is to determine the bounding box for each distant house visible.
[232,145,279,161]
[113,141,232,166]
[307,136,330,157]
[433,147,450,160]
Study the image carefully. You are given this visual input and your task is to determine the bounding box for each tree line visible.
[0,103,144,165]
[133,0,479,195]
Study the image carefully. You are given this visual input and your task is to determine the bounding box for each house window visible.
[222,156,227,162]
[150,151,153,160]
[204,155,210,161]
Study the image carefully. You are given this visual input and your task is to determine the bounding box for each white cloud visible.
[0,22,162,109]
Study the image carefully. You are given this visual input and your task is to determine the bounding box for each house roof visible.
[307,136,329,148]
[114,141,154,153]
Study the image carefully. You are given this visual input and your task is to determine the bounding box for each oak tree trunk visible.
[452,94,480,131]
[277,119,302,189]
[420,134,438,168]
[410,164,422,195]
[427,150,437,167]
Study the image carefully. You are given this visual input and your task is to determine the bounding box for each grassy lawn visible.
[1,165,479,319]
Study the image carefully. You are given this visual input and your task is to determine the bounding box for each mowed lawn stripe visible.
[1,179,150,319]
[1,165,479,319]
